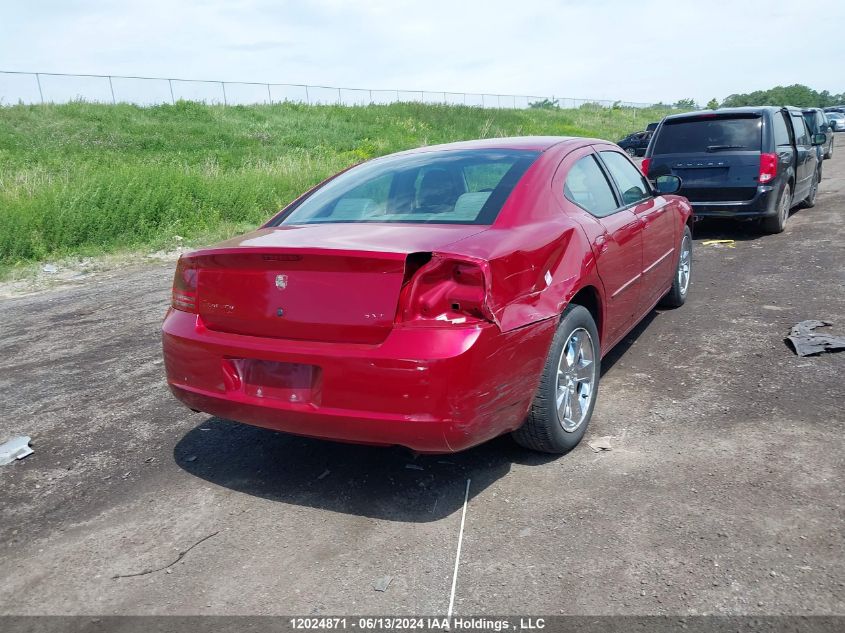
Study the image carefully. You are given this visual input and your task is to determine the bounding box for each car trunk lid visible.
[189,223,487,344]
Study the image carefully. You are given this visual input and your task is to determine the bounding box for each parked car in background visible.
[163,137,693,455]
[642,107,824,233]
[618,130,652,156]
[803,108,834,159]
[826,112,845,132]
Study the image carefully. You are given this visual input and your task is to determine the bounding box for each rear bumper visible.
[688,184,778,219]
[162,310,556,453]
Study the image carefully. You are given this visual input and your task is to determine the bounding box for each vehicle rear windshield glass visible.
[653,115,762,154]
[272,149,540,226]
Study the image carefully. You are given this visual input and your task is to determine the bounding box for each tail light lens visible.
[171,257,198,313]
[397,256,494,325]
[640,158,651,177]
[759,153,777,183]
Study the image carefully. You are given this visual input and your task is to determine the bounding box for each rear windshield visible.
[272,149,540,226]
[653,115,762,154]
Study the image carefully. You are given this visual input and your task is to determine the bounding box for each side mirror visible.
[654,175,682,194]
[812,133,827,146]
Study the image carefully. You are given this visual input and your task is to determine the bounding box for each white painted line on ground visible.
[447,478,471,620]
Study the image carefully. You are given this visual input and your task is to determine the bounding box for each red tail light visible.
[759,153,777,183]
[397,256,494,325]
[640,158,651,177]
[171,257,198,313]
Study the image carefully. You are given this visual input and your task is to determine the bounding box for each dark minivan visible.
[642,107,824,233]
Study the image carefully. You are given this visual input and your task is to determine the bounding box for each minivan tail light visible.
[172,257,198,313]
[759,153,777,183]
[640,158,651,177]
[396,256,494,325]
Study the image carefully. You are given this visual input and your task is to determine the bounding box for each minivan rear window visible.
[653,115,762,154]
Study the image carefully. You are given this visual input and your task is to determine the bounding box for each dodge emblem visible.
[275,274,288,290]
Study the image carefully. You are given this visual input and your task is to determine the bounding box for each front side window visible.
[273,149,539,226]
[599,151,652,206]
[802,112,816,134]
[790,115,809,145]
[564,155,619,217]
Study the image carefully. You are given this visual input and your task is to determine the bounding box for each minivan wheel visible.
[800,170,820,209]
[512,304,600,454]
[762,183,791,234]
[660,225,692,308]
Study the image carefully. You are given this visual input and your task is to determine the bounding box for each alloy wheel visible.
[555,327,596,433]
[678,234,692,295]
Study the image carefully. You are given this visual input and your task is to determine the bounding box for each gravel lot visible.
[1,147,843,617]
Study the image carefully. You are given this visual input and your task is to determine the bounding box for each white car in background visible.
[827,112,845,132]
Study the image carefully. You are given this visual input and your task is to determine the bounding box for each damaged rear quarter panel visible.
[434,141,606,335]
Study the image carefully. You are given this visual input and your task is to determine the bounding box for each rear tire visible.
[660,225,692,308]
[762,183,791,234]
[512,305,600,454]
[625,147,637,157]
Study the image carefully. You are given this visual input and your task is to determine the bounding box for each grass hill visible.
[0,100,672,267]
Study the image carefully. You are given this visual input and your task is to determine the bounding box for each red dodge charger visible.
[162,137,692,454]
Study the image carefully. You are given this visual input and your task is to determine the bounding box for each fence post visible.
[369,89,372,104]
[35,73,44,104]
[108,76,116,104]
[168,79,175,104]
[266,83,272,104]
[305,85,310,105]
[221,82,227,105]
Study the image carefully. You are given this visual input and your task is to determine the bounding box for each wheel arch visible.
[566,285,603,344]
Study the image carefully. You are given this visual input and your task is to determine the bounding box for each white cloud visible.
[1,0,842,105]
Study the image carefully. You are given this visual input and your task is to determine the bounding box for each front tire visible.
[660,225,692,308]
[512,305,600,454]
[625,147,637,157]
[762,183,791,234]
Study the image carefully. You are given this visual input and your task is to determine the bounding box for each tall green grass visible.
[0,100,671,265]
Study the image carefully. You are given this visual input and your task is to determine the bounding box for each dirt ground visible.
[1,147,843,617]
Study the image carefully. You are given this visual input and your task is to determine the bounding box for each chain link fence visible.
[0,70,659,110]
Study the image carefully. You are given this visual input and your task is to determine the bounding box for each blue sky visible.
[1,0,843,105]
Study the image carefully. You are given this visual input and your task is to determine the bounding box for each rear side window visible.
[773,112,792,146]
[653,115,762,154]
[564,155,619,217]
[599,151,652,206]
[790,114,809,145]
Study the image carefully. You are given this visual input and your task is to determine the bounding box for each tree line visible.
[673,85,845,111]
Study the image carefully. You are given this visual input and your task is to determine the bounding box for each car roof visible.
[661,106,797,122]
[392,136,594,155]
